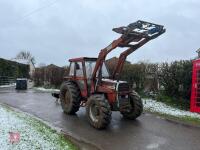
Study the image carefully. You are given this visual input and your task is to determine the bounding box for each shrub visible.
[159,60,192,99]
[33,64,68,88]
[0,58,29,78]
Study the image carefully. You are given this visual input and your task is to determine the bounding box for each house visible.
[106,57,131,66]
[105,57,131,74]
[106,57,159,91]
[196,48,200,58]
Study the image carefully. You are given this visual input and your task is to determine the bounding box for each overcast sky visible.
[0,0,199,66]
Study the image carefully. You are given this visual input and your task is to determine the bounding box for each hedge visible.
[0,58,29,78]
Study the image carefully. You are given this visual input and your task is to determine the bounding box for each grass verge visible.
[1,104,78,150]
[155,93,190,111]
[145,109,200,127]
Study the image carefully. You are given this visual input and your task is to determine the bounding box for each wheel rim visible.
[64,90,70,107]
[89,103,100,123]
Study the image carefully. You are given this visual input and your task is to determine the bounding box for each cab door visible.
[72,61,88,97]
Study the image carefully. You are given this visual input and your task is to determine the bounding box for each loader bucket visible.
[112,20,165,40]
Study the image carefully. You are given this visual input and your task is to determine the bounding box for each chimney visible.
[196,48,200,58]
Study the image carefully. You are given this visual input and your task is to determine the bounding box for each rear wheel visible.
[60,81,81,114]
[86,95,111,129]
[120,92,143,119]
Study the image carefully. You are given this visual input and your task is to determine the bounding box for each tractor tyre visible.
[120,91,143,119]
[86,94,111,129]
[60,81,81,115]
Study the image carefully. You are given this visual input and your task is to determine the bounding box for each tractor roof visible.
[69,57,97,62]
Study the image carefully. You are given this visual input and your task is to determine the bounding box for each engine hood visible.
[101,79,127,90]
[101,79,130,92]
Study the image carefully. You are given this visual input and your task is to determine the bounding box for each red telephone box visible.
[191,59,200,112]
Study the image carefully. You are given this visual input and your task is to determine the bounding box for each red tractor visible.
[54,20,165,129]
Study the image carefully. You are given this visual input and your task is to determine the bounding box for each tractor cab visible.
[67,57,110,97]
[67,57,130,108]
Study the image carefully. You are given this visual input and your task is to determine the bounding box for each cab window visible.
[75,62,83,77]
[85,61,109,79]
[69,62,75,76]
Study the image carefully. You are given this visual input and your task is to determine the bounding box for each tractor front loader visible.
[53,20,165,129]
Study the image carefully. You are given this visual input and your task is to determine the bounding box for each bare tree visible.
[16,51,36,64]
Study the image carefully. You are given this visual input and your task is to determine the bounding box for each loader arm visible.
[90,37,124,92]
[91,20,165,92]
[91,37,123,81]
[111,38,149,80]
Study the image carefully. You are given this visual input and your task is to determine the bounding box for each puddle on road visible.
[147,143,160,149]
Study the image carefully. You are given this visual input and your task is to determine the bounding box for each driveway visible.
[0,88,200,150]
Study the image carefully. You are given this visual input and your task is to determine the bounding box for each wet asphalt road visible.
[0,88,200,150]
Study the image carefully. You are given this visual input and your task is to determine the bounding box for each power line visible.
[16,0,60,22]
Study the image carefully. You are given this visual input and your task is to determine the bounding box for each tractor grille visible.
[118,83,129,92]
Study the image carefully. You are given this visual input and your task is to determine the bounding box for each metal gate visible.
[191,59,200,112]
[0,76,15,86]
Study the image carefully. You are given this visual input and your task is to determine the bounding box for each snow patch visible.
[34,87,59,92]
[143,99,200,119]
[0,105,73,150]
[0,83,16,88]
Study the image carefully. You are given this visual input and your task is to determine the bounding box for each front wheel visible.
[120,92,143,119]
[86,94,111,129]
[60,81,81,114]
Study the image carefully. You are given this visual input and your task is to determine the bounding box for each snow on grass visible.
[143,99,200,119]
[0,104,77,150]
[0,83,16,88]
[34,87,60,92]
